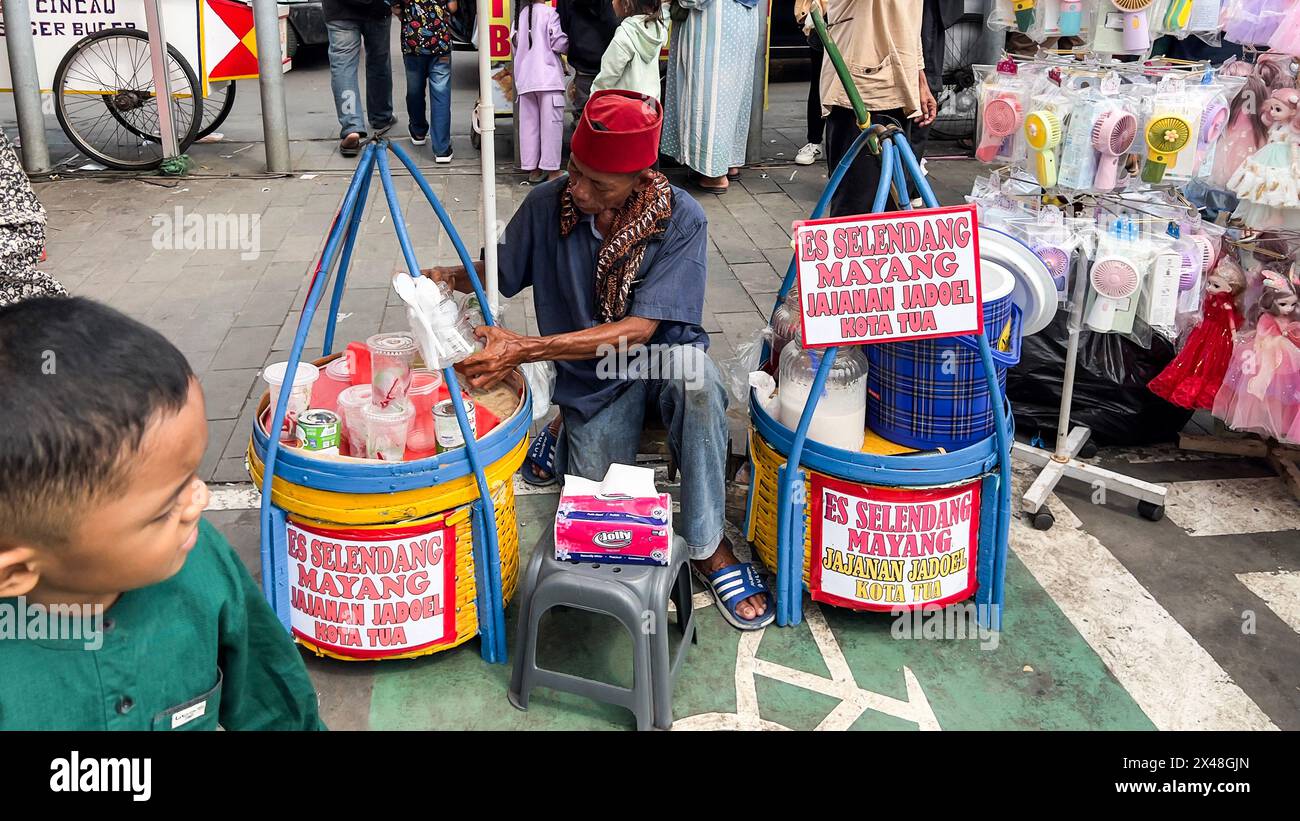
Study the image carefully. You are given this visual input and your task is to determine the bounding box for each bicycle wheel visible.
[931,14,982,141]
[53,28,203,170]
[196,80,237,140]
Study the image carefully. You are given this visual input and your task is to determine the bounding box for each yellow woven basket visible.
[246,360,529,661]
[746,429,814,588]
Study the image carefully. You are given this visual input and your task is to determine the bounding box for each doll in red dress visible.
[1149,257,1247,410]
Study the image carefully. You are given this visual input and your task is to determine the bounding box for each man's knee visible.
[327,25,361,58]
[664,345,727,413]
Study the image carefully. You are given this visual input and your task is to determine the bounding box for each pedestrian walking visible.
[514,0,571,184]
[389,0,458,163]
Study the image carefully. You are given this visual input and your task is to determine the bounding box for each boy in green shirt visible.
[0,297,325,730]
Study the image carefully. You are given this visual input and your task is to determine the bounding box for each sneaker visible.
[794,142,822,165]
[435,150,453,164]
[409,131,427,146]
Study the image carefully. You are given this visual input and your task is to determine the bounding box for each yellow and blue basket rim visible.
[251,367,532,494]
[749,387,1012,486]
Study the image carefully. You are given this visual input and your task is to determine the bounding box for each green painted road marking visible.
[366,494,1154,731]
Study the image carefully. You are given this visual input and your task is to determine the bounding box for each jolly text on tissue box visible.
[554,463,672,566]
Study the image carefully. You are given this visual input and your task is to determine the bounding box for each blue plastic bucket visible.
[866,263,1020,451]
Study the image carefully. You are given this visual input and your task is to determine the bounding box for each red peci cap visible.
[570,89,663,174]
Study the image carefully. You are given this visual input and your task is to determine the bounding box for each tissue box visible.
[554,465,672,566]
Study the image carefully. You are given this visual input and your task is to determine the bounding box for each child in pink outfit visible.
[512,0,569,183]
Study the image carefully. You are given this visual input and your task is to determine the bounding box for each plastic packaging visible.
[391,272,477,370]
[974,63,1034,167]
[750,371,779,418]
[726,324,772,405]
[1223,0,1290,46]
[520,360,556,422]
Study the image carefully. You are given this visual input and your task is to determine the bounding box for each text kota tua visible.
[822,491,974,557]
[800,214,975,339]
[289,534,445,644]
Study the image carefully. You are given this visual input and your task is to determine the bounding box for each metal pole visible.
[3,0,50,171]
[252,0,292,172]
[477,0,499,309]
[976,0,1005,65]
[744,0,769,165]
[141,0,179,158]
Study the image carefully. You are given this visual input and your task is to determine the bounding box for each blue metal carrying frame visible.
[766,128,1013,631]
[257,139,511,664]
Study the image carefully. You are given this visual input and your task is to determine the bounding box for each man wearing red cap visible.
[424,89,773,630]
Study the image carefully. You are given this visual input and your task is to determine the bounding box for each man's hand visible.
[421,265,460,291]
[917,73,938,128]
[457,325,533,389]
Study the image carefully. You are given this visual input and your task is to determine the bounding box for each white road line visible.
[1010,465,1278,730]
[1164,477,1300,536]
[1236,571,1300,636]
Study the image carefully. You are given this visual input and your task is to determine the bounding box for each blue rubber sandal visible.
[521,427,559,486]
[693,562,775,631]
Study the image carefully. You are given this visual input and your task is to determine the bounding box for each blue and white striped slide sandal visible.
[693,561,775,631]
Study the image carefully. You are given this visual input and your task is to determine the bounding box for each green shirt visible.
[0,520,326,730]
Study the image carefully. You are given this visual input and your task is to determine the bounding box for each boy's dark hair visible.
[0,297,195,545]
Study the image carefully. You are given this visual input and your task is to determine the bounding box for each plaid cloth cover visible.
[866,294,1013,450]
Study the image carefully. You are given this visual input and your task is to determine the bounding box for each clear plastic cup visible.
[363,399,415,461]
[368,333,418,407]
[405,368,444,458]
[336,384,373,458]
[263,362,319,442]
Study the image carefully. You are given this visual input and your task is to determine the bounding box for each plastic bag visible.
[391,273,477,370]
[726,325,772,405]
[521,360,556,422]
[1007,308,1194,445]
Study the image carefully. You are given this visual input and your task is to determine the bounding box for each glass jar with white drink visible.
[777,334,868,453]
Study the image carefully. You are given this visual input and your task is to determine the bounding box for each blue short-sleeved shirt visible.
[497,178,711,421]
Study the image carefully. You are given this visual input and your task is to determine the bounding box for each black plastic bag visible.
[1007,309,1194,447]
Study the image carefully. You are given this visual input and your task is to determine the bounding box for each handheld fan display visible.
[1195,98,1229,165]
[1141,115,1192,183]
[1025,110,1063,188]
[977,94,1023,162]
[1033,244,1071,292]
[1013,0,1037,32]
[1090,109,1137,191]
[1113,0,1155,51]
[1162,0,1192,30]
[1086,256,1142,332]
[1181,234,1215,292]
[1058,1,1084,36]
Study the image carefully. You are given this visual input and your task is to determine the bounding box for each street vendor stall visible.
[248,140,523,664]
[744,7,1057,630]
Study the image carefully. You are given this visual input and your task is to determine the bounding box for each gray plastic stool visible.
[508,531,696,730]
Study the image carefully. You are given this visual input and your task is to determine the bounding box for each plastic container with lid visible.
[768,289,802,373]
[311,356,353,411]
[336,384,373,457]
[363,399,415,461]
[262,361,320,443]
[777,339,869,453]
[368,332,418,407]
